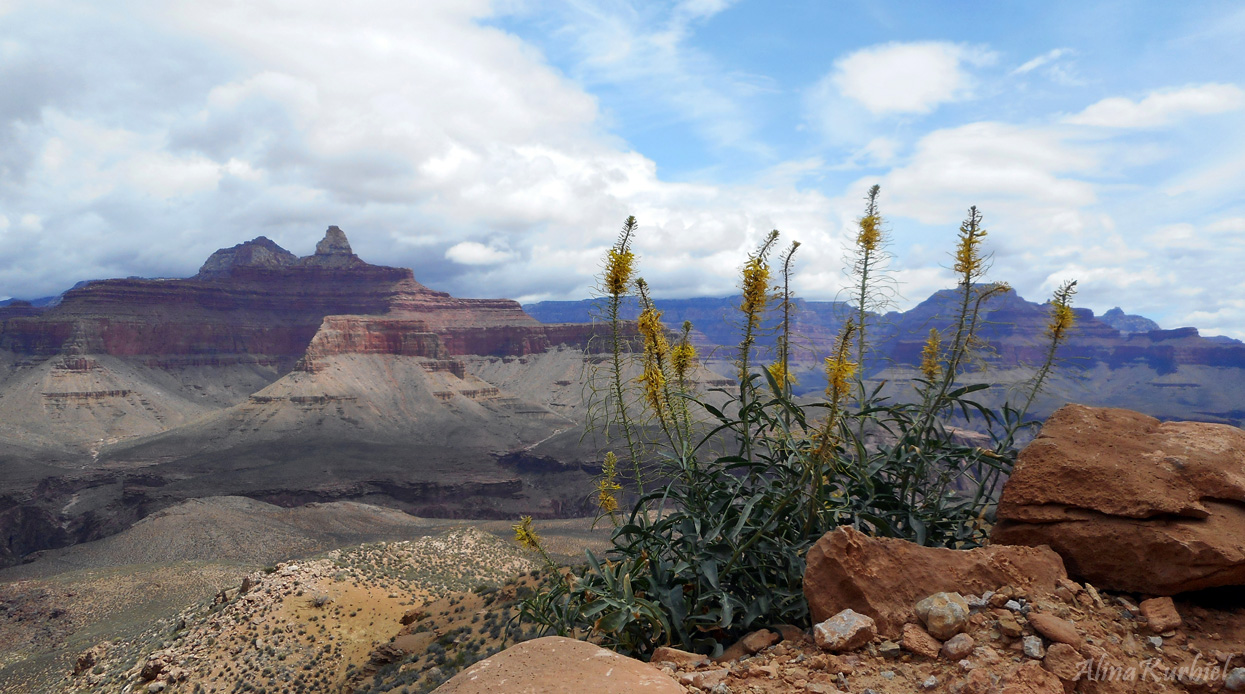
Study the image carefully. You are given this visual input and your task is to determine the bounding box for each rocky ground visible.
[54,527,539,694]
[0,503,612,694]
[654,583,1245,694]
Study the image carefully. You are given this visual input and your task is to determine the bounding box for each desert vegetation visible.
[516,188,1079,656]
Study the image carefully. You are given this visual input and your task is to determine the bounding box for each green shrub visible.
[516,196,1076,657]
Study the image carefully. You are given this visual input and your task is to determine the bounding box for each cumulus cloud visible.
[0,0,846,304]
[1,1,1243,340]
[1065,84,1245,128]
[445,241,514,265]
[826,41,996,116]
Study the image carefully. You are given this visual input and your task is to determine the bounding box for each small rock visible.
[997,612,1024,638]
[942,633,975,661]
[957,668,998,694]
[651,645,709,668]
[804,684,845,694]
[1026,613,1082,647]
[679,668,730,689]
[915,592,971,640]
[146,683,166,694]
[881,670,895,679]
[878,640,902,658]
[1225,667,1245,692]
[814,609,877,653]
[1022,635,1045,659]
[1004,600,1023,612]
[1148,636,1163,649]
[922,675,938,689]
[1042,643,1084,683]
[1138,597,1182,633]
[740,628,780,654]
[1083,583,1106,608]
[709,683,732,694]
[717,629,780,662]
[901,623,943,659]
[400,608,427,625]
[1003,660,1064,694]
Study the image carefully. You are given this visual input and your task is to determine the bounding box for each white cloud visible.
[1013,48,1071,75]
[827,41,996,115]
[0,0,848,304]
[1065,84,1245,128]
[879,122,1097,225]
[1208,217,1245,233]
[445,241,514,265]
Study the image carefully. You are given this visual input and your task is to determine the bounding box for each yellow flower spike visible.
[857,214,881,253]
[602,216,638,298]
[512,516,542,551]
[824,321,858,406]
[920,328,943,381]
[638,360,668,416]
[953,206,988,283]
[596,452,622,514]
[671,338,697,382]
[636,306,670,357]
[740,256,771,324]
[1046,280,1078,343]
[766,361,795,387]
[604,248,635,297]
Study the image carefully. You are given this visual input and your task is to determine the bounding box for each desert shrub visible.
[516,197,1077,657]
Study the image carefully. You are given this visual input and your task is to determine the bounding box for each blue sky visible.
[1,1,1243,336]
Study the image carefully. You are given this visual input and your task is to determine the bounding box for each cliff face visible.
[526,288,1245,425]
[0,227,609,566]
[0,227,592,361]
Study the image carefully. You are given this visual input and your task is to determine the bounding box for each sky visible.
[1,1,1244,337]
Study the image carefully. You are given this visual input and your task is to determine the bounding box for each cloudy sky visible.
[2,1,1244,336]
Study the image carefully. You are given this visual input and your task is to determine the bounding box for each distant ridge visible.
[525,292,1245,426]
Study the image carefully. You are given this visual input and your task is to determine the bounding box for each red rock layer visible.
[0,229,601,361]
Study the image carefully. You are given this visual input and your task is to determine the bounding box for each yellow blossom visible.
[595,452,622,514]
[512,516,542,551]
[601,216,637,297]
[857,214,881,253]
[636,306,669,358]
[740,256,770,325]
[1046,280,1078,343]
[671,333,697,382]
[766,361,796,387]
[824,322,858,406]
[920,328,943,381]
[954,207,988,282]
[604,248,635,297]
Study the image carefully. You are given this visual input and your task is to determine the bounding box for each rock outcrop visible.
[432,636,685,693]
[0,226,615,566]
[2,227,587,360]
[803,526,1066,637]
[992,404,1245,595]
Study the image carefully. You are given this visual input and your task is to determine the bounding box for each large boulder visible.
[992,404,1245,594]
[432,636,684,694]
[803,526,1066,637]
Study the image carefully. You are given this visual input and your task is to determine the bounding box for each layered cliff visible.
[0,227,611,566]
[527,287,1245,425]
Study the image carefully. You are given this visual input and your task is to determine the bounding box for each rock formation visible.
[433,636,686,693]
[803,526,1066,637]
[527,289,1245,426]
[992,404,1245,594]
[0,227,627,566]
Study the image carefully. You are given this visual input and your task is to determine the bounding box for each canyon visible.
[527,289,1245,426]
[0,228,618,568]
[4,226,1245,570]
